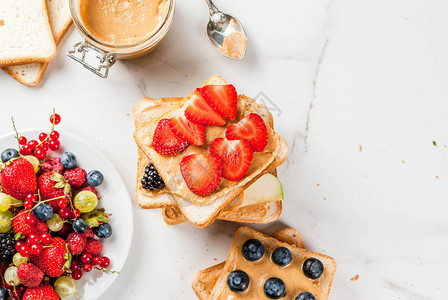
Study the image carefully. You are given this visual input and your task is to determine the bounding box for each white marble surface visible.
[1,0,447,299]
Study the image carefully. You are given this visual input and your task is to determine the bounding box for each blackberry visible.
[0,233,16,262]
[141,164,165,191]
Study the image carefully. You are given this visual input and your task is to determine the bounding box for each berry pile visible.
[141,163,165,191]
[0,115,114,300]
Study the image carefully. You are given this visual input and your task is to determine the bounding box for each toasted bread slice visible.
[3,0,72,86]
[134,75,289,227]
[0,0,57,67]
[208,227,336,299]
[192,228,305,300]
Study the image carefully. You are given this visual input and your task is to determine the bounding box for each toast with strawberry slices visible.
[133,75,288,227]
[134,97,282,225]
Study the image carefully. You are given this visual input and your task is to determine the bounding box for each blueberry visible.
[227,270,249,293]
[0,287,9,300]
[242,239,264,261]
[295,292,316,300]
[87,170,104,187]
[1,148,18,163]
[32,203,53,221]
[93,223,112,238]
[272,247,292,267]
[302,258,324,279]
[61,152,77,169]
[72,219,88,234]
[263,277,286,299]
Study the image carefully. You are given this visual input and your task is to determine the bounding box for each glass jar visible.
[67,0,175,78]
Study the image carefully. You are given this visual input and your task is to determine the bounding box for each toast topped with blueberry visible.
[207,227,336,299]
[192,227,305,300]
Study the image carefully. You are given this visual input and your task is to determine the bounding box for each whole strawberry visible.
[30,237,68,277]
[22,283,59,300]
[66,232,87,255]
[38,171,71,210]
[63,168,86,189]
[0,158,37,200]
[17,263,43,288]
[13,210,48,238]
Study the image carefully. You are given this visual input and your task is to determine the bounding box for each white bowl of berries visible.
[0,113,133,300]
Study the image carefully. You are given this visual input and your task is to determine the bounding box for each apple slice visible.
[242,173,283,206]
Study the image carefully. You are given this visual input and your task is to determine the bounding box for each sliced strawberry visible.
[180,153,222,196]
[225,113,268,152]
[170,115,205,146]
[152,119,189,156]
[185,90,226,126]
[200,84,238,120]
[209,138,254,181]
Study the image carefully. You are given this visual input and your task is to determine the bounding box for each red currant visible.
[30,244,42,256]
[50,131,60,140]
[19,245,30,257]
[100,257,110,268]
[50,113,61,125]
[71,269,83,280]
[93,256,102,266]
[80,253,92,264]
[26,234,40,246]
[71,260,81,271]
[40,233,52,245]
[18,136,27,145]
[38,143,49,151]
[25,214,37,225]
[49,139,60,151]
[15,241,24,252]
[20,145,32,155]
[28,140,38,150]
[58,199,68,209]
[59,207,71,219]
[23,200,34,210]
[35,148,47,160]
[38,133,48,142]
[71,209,81,219]
[82,263,92,272]
[26,194,38,202]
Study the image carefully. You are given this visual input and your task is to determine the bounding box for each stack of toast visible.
[193,226,337,299]
[0,0,72,86]
[133,75,289,227]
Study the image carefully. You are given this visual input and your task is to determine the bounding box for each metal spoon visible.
[205,0,247,60]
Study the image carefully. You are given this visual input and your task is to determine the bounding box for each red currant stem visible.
[93,266,119,274]
[10,117,21,154]
[41,245,54,249]
[36,108,58,149]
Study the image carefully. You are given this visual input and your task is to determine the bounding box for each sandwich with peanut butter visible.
[193,226,337,300]
[133,75,288,227]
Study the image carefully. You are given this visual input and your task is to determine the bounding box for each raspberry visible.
[17,263,43,288]
[85,238,103,256]
[63,168,87,189]
[41,158,65,174]
[84,228,95,239]
[66,232,87,255]
[81,185,98,197]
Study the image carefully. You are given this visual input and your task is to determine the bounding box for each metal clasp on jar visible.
[67,40,116,78]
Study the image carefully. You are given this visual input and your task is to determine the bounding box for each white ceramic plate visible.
[0,129,133,300]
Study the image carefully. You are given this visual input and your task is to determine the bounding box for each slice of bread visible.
[192,228,305,300]
[2,0,72,86]
[134,75,289,227]
[0,0,57,67]
[208,227,337,299]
